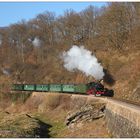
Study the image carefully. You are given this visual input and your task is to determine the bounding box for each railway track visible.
[70,93,140,107]
[74,92,140,107]
[66,93,140,107]
[110,97,140,107]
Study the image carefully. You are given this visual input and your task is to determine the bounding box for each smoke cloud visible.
[62,45,104,80]
[32,37,41,47]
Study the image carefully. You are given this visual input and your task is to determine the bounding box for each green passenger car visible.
[75,84,87,93]
[49,84,62,92]
[36,85,49,91]
[12,84,24,91]
[62,84,75,92]
[24,84,35,91]
[12,84,88,94]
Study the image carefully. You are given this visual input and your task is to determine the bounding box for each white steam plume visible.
[32,37,41,47]
[62,45,104,80]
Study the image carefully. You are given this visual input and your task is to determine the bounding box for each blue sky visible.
[0,2,107,27]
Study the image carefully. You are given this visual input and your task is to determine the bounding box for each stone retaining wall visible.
[101,98,140,138]
[70,95,140,138]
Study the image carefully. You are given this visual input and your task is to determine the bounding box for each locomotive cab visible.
[86,82,105,96]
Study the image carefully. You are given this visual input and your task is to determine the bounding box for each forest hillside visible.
[0,2,140,103]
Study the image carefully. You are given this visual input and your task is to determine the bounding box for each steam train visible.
[12,82,114,97]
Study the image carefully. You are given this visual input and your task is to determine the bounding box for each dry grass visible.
[0,112,51,138]
[58,118,110,138]
[0,92,111,138]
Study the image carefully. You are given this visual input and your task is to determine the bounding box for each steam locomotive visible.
[12,81,114,97]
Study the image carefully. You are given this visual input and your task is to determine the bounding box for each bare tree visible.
[98,3,132,49]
